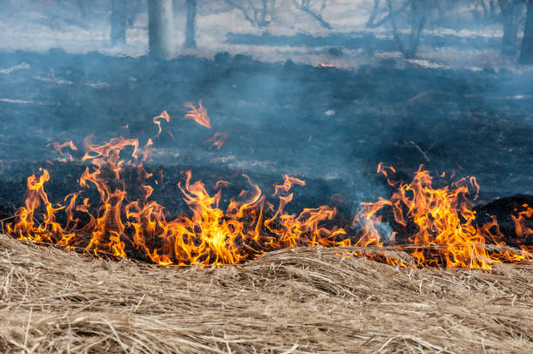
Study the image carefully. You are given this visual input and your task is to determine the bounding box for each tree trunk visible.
[111,0,127,46]
[184,0,197,49]
[148,0,174,60]
[387,0,425,59]
[520,0,533,64]
[499,0,522,56]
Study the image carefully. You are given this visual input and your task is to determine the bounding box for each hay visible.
[0,234,532,353]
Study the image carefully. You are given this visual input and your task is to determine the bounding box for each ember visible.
[184,100,211,129]
[153,110,171,138]
[206,131,229,150]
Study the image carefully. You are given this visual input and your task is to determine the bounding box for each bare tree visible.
[520,0,533,63]
[184,0,197,48]
[475,0,498,18]
[387,0,430,59]
[366,0,446,58]
[148,0,174,59]
[367,0,413,28]
[224,0,275,27]
[293,0,330,29]
[368,0,388,28]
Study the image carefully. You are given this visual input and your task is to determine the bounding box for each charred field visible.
[1,50,533,214]
[0,49,533,353]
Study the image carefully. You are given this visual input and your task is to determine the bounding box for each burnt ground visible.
[0,49,532,244]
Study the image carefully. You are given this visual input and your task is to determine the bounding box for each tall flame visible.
[7,135,351,266]
[513,205,533,253]
[353,164,531,269]
[5,128,532,268]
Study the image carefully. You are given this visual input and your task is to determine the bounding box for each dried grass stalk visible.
[0,234,532,353]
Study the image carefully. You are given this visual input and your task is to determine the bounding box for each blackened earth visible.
[0,50,532,249]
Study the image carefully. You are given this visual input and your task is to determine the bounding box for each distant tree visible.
[111,0,127,45]
[55,0,87,17]
[475,0,498,18]
[184,0,197,48]
[148,0,174,59]
[368,0,391,28]
[293,0,330,29]
[224,0,275,27]
[499,0,525,55]
[386,0,433,59]
[520,0,533,63]
[365,0,445,58]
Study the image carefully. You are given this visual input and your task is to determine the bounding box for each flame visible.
[184,101,211,129]
[7,135,350,266]
[6,132,533,269]
[47,141,78,160]
[206,132,229,150]
[513,205,533,253]
[153,110,171,138]
[273,175,305,197]
[353,164,531,269]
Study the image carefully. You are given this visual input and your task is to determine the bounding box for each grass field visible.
[1,234,532,353]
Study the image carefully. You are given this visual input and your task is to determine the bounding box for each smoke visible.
[0,0,532,220]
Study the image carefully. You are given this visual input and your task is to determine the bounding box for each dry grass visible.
[0,234,532,353]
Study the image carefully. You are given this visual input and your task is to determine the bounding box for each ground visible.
[1,1,533,352]
[0,235,532,353]
[0,50,532,211]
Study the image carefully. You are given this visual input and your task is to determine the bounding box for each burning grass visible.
[4,125,533,269]
[1,105,532,270]
[0,234,532,353]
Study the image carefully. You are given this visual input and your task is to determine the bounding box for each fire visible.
[206,132,229,150]
[7,134,350,266]
[184,101,211,129]
[5,124,532,269]
[47,141,77,159]
[513,205,533,253]
[153,110,171,138]
[353,164,531,269]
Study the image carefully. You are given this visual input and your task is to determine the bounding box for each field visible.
[1,234,532,353]
[2,2,533,352]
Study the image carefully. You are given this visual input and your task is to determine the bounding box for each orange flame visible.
[184,101,211,129]
[513,205,533,253]
[153,110,171,138]
[7,137,349,266]
[273,175,306,197]
[6,134,532,269]
[206,132,229,150]
[47,141,78,159]
[353,164,531,269]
